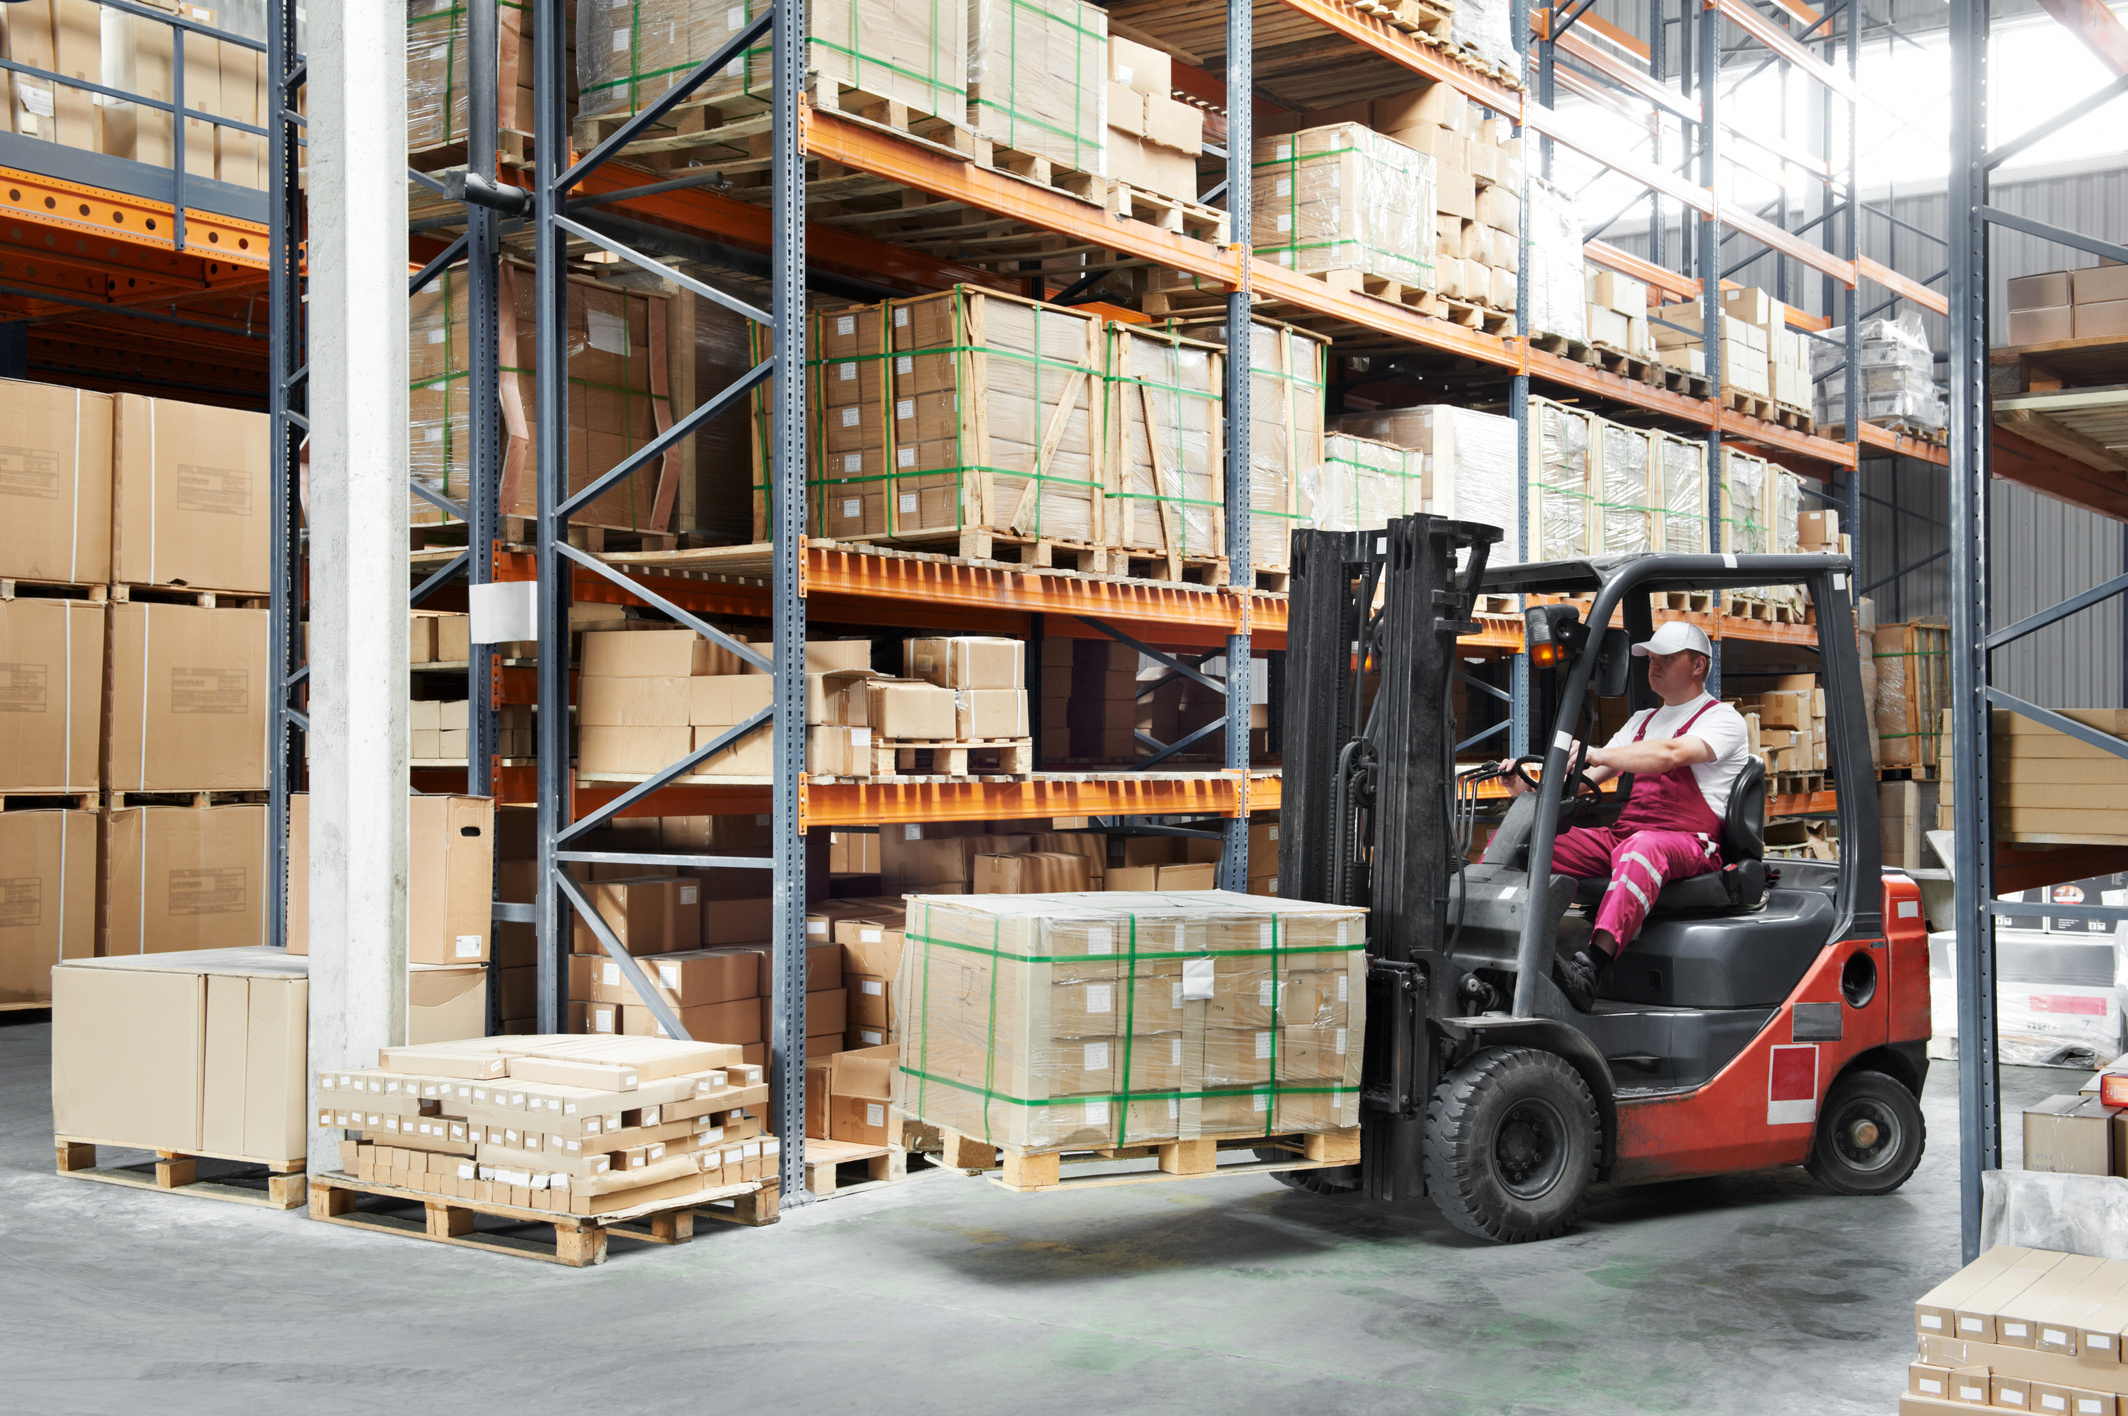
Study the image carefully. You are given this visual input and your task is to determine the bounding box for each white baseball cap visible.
[1631,621,1713,658]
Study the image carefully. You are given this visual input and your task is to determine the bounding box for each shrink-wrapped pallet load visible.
[1653,432,1709,554]
[894,891,1366,1153]
[407,0,527,160]
[1105,323,1223,568]
[1249,124,1437,292]
[1593,419,1653,557]
[1315,434,1415,533]
[1329,405,1517,540]
[968,0,1107,173]
[1525,399,1593,561]
[1525,176,1586,344]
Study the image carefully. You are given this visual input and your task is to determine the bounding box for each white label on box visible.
[2042,1395,2065,1412]
[658,962,681,988]
[1252,1092,1268,1112]
[454,934,482,958]
[648,1143,665,1161]
[427,328,446,345]
[1114,62,1133,84]
[1335,1028,1348,1055]
[860,926,882,943]
[1170,1037,1182,1065]
[2042,1326,2069,1346]
[1917,1378,1943,1395]
[386,1079,402,1093]
[602,961,620,986]
[1260,923,1273,946]
[1275,177,1291,197]
[906,825,922,840]
[1338,974,1350,1002]
[729,5,745,26]
[2080,1399,2107,1413]
[1255,1031,1272,1060]
[838,361,856,381]
[842,498,860,518]
[896,399,914,420]
[1919,1315,1943,1330]
[808,919,828,936]
[316,1110,331,1126]
[2003,1392,2026,1408]
[679,885,697,904]
[862,979,883,996]
[1958,1317,1984,1333]
[1085,1099,1109,1125]
[897,356,912,374]
[894,307,909,326]
[860,1029,884,1045]
[837,315,855,336]
[841,407,860,427]
[1276,213,1292,233]
[595,1008,615,1033]
[851,728,870,747]
[1275,143,1291,160]
[844,453,863,473]
[700,1126,724,1145]
[1259,979,1274,1007]
[1085,983,1113,1014]
[2003,1322,2029,1339]
[1088,927,1113,955]
[1171,982,1183,1008]
[1168,1097,1180,1119]
[1338,919,1350,946]
[900,493,919,513]
[1084,1041,1109,1071]
[586,305,629,355]
[1183,957,1216,1001]
[612,27,632,49]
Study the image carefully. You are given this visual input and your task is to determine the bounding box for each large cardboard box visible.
[0,596,102,791]
[571,876,700,956]
[0,807,95,1003]
[0,379,112,584]
[410,794,494,964]
[904,636,1024,690]
[112,395,271,594]
[407,963,487,1044]
[51,947,307,1161]
[102,803,266,955]
[105,602,267,791]
[828,1043,897,1145]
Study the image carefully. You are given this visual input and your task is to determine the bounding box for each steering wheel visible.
[1494,753,1604,801]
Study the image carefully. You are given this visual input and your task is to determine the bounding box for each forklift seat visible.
[1567,756,1768,915]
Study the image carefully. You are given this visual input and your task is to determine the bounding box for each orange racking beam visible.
[1857,256,1949,317]
[1991,426,2128,521]
[0,166,268,270]
[2033,0,2128,76]
[1270,0,1525,113]
[1706,0,1853,101]
[1858,421,1950,465]
[565,773,1283,825]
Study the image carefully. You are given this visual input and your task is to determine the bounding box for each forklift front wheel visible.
[1806,1069,1926,1196]
[1424,1047,1600,1244]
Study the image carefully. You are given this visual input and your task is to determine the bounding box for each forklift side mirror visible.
[1592,628,1632,699]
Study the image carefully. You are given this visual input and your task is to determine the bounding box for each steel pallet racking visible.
[362,0,1948,1205]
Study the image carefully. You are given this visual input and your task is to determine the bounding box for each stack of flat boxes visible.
[1372,85,1521,313]
[2008,267,2128,345]
[1038,639,1138,766]
[1735,676,1826,777]
[1907,1246,2128,1415]
[1106,36,1202,201]
[1584,269,1652,359]
[1722,286,1811,412]
[1654,300,1769,397]
[0,380,273,995]
[320,1036,778,1214]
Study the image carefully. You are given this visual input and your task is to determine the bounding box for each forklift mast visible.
[1280,515,1500,1199]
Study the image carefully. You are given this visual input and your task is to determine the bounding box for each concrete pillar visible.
[306,4,410,1176]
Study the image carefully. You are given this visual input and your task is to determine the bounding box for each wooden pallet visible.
[1771,771,1828,797]
[106,789,270,811]
[109,583,269,608]
[871,737,1033,779]
[1473,593,1519,615]
[1877,766,1939,782]
[409,128,531,174]
[1650,363,1715,398]
[941,1125,1363,1193]
[57,1137,306,1209]
[971,137,1104,204]
[875,526,1115,574]
[802,1136,911,1197]
[1250,566,1293,594]
[1106,182,1229,243]
[1437,296,1518,336]
[1770,402,1817,435]
[1111,549,1230,586]
[1722,592,1807,624]
[1721,388,1777,422]
[1,791,98,812]
[1351,0,1453,36]
[1586,340,1661,385]
[307,1171,779,1267]
[0,577,107,602]
[1654,590,1717,613]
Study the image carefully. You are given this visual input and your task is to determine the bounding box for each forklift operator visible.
[1497,621,1750,1009]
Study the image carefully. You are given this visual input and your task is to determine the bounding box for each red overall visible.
[1550,697,1727,952]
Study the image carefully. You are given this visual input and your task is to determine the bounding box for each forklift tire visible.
[1256,1149,1362,1194]
[1424,1047,1600,1244]
[1807,1069,1926,1196]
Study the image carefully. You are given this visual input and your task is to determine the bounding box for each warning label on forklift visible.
[1767,1044,1819,1125]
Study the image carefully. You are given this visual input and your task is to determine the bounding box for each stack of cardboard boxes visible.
[1585,269,1652,359]
[1329,404,1520,532]
[0,379,272,1003]
[573,627,877,779]
[1733,676,1827,778]
[1107,36,1202,201]
[1651,287,1808,411]
[9,1,272,188]
[1906,1246,2128,1415]
[319,1036,777,1214]
[899,635,1028,745]
[1942,708,2128,846]
[407,0,529,161]
[2009,266,2128,344]
[1039,638,1138,766]
[969,0,1107,177]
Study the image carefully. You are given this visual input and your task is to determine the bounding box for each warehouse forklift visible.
[1274,514,1933,1243]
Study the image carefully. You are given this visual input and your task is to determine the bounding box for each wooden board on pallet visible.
[57,1137,306,1209]
[870,738,1034,779]
[307,1172,778,1267]
[0,578,107,602]
[802,1136,910,1197]
[109,584,269,608]
[942,1125,1362,1192]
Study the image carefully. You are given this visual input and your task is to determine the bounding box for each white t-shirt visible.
[1605,693,1751,817]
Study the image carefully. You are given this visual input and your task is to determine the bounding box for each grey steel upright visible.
[265,0,305,950]
[1218,0,1254,893]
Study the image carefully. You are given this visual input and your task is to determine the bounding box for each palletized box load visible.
[895,890,1365,1154]
[969,0,1106,174]
[1248,123,1436,291]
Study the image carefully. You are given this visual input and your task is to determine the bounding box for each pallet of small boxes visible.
[891,889,1366,1190]
[1906,1246,2128,1415]
[312,1035,778,1261]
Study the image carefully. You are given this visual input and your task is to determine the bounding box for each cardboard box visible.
[571,876,700,956]
[846,972,892,1029]
[2025,1095,2117,1175]
[1106,861,1217,891]
[867,679,956,740]
[973,851,1093,894]
[407,963,486,1044]
[0,596,102,792]
[2074,266,2128,307]
[579,724,694,776]
[2076,301,2128,340]
[827,1044,897,1145]
[0,378,112,583]
[101,803,265,955]
[905,636,1024,690]
[2009,306,2075,345]
[580,628,754,678]
[410,795,494,964]
[957,687,1028,739]
[112,394,271,594]
[1799,509,1840,548]
[51,947,306,1161]
[619,997,761,1044]
[2010,273,2072,310]
[105,602,267,791]
[1108,34,1169,95]
[579,674,691,726]
[0,807,95,1003]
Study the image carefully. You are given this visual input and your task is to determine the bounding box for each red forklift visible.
[1274,514,1933,1243]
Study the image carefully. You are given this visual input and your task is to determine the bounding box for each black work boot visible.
[1552,948,1610,1012]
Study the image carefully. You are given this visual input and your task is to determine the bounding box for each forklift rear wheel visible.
[1807,1069,1926,1196]
[1257,1150,1362,1194]
[1424,1047,1600,1244]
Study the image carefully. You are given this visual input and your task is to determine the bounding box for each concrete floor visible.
[0,1013,2065,1416]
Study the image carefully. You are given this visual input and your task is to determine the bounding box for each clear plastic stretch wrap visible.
[968,0,1106,173]
[1107,324,1223,559]
[1595,420,1651,557]
[894,891,1368,1153]
[1327,405,1517,543]
[1719,447,1769,556]
[407,0,525,155]
[1526,399,1592,561]
[1769,466,1803,611]
[1249,124,1437,292]
[1524,176,1586,344]
[410,261,675,530]
[1449,0,1518,74]
[579,0,968,126]
[1654,432,1708,554]
[1317,434,1416,532]
[1811,314,1945,432]
[1166,318,1328,574]
[764,288,1105,544]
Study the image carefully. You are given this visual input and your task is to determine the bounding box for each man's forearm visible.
[1590,738,1704,775]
